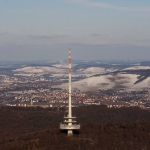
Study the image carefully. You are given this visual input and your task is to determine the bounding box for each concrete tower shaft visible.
[60,48,80,136]
[68,48,72,130]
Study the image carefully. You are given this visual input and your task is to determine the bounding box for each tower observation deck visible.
[60,48,80,136]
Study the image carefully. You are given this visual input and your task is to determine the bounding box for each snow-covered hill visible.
[13,66,107,77]
[77,67,106,74]
[12,65,150,92]
[123,66,150,70]
[13,66,66,74]
[58,73,150,92]
[52,63,77,68]
[132,77,150,90]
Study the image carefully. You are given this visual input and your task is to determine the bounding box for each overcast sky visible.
[0,0,150,61]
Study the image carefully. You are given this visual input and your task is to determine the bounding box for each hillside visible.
[1,63,150,91]
[59,73,150,91]
[14,66,66,74]
[61,66,150,91]
[0,106,150,150]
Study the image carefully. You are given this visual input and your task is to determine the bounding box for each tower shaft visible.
[60,48,80,136]
[68,48,72,128]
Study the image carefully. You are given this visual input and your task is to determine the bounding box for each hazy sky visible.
[0,0,150,61]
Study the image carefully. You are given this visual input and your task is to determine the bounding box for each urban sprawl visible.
[0,82,150,110]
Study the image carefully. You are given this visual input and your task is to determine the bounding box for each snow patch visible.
[13,66,66,74]
[52,63,76,68]
[77,67,106,74]
[123,66,150,70]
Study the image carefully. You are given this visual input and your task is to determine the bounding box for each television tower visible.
[60,48,80,136]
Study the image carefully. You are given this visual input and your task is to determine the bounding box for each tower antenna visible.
[60,48,80,136]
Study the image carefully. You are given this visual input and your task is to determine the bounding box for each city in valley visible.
[0,60,150,110]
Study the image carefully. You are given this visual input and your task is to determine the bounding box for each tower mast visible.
[60,48,80,136]
[68,48,73,135]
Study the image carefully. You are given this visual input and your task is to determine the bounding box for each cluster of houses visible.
[3,89,149,110]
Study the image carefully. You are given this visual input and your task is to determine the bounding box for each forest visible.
[0,106,150,150]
